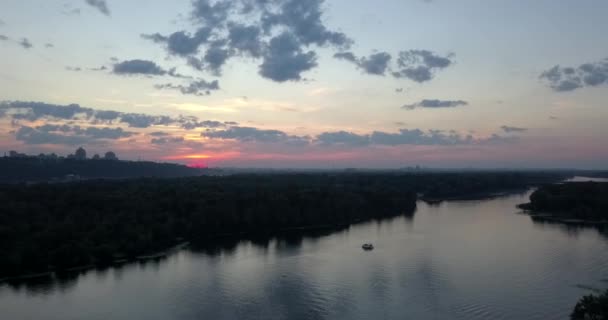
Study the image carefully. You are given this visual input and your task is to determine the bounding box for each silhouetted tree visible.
[75,147,87,160]
[104,151,118,161]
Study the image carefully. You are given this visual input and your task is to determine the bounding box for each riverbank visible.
[420,188,528,204]
[517,180,608,228]
[0,242,191,283]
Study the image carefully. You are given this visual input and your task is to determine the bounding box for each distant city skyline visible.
[1,0,607,168]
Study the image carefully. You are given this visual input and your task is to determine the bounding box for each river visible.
[2,189,608,319]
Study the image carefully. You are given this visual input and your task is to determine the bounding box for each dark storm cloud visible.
[15,124,133,145]
[540,58,608,92]
[0,34,8,41]
[402,99,468,110]
[113,59,167,76]
[392,50,454,82]
[155,79,220,96]
[85,0,110,16]
[0,101,233,130]
[501,125,527,133]
[19,38,33,49]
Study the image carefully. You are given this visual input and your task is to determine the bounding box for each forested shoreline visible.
[0,171,569,279]
[519,182,608,222]
[0,157,203,183]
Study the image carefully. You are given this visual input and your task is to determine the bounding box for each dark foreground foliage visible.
[571,289,608,320]
[521,182,608,220]
[0,171,567,278]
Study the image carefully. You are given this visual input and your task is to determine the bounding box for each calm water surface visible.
[2,190,608,320]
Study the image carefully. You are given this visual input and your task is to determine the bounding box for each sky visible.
[0,0,607,168]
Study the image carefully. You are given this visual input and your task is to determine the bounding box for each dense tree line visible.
[0,174,418,277]
[0,157,202,183]
[520,182,608,220]
[0,171,569,278]
[410,171,569,200]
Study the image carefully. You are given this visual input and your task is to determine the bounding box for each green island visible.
[519,181,608,225]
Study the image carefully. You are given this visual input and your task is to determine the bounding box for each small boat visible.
[362,243,374,250]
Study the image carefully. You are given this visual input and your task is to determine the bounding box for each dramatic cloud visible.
[19,38,32,49]
[540,58,608,92]
[155,79,220,96]
[402,99,468,110]
[113,59,167,76]
[149,131,170,137]
[0,101,230,130]
[353,52,392,75]
[335,49,453,81]
[228,24,263,57]
[151,137,185,145]
[178,117,228,130]
[259,32,318,82]
[16,124,133,145]
[85,0,110,16]
[1,101,95,121]
[140,0,452,84]
[316,129,514,147]
[202,126,309,145]
[202,125,515,148]
[2,101,517,151]
[392,50,454,82]
[316,131,370,147]
[142,28,212,57]
[120,113,172,128]
[501,125,527,133]
[334,51,392,76]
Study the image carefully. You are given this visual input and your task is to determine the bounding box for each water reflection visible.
[2,191,608,320]
[529,217,608,240]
